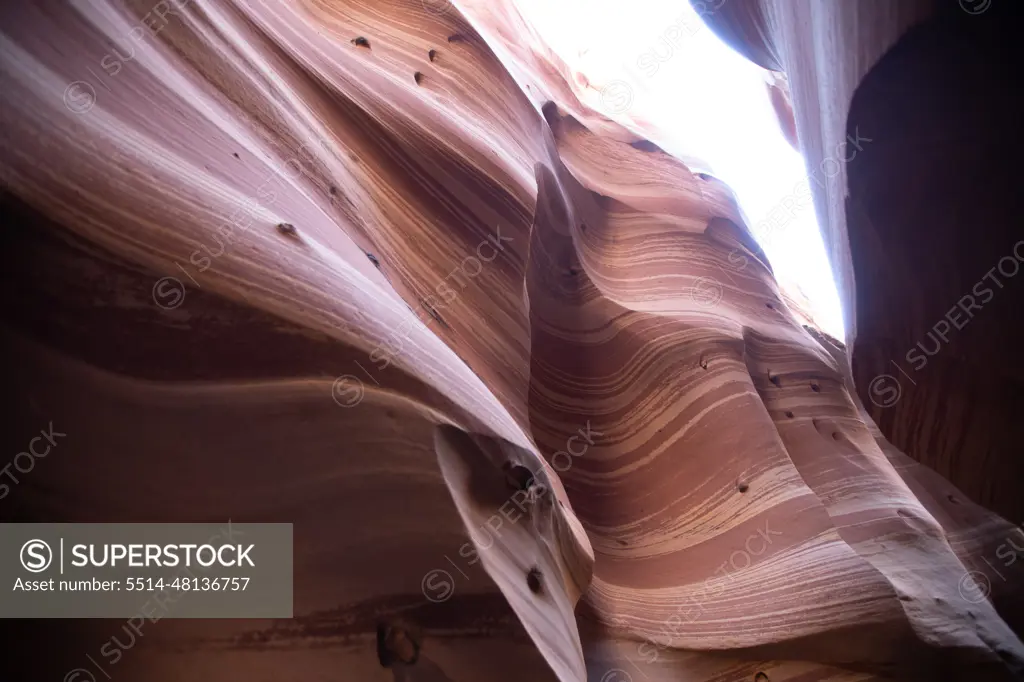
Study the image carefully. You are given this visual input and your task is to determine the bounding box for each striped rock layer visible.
[1,1,1021,681]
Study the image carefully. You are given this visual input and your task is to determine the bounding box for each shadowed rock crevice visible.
[846,6,1024,525]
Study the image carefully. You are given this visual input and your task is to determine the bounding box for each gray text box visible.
[0,523,292,618]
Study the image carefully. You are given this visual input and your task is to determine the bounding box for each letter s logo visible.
[20,539,53,573]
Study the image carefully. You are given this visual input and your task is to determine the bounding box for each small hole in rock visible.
[376,624,392,667]
[766,302,774,310]
[428,49,437,62]
[422,301,449,329]
[541,100,559,126]
[810,383,821,392]
[447,34,464,43]
[276,222,297,236]
[414,72,424,85]
[352,37,370,49]
[232,152,240,159]
[699,356,708,370]
[696,172,711,181]
[329,185,338,196]
[580,222,588,232]
[784,411,794,419]
[738,482,749,493]
[503,464,536,492]
[754,673,769,682]
[376,623,419,667]
[526,568,543,594]
[948,494,959,505]
[366,252,381,268]
[768,372,781,387]
[629,139,661,153]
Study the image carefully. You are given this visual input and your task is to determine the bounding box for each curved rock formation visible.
[700,0,1024,526]
[1,0,1022,680]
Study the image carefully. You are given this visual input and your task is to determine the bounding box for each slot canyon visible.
[1,0,1022,680]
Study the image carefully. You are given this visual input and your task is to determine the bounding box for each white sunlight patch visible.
[514,0,845,339]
